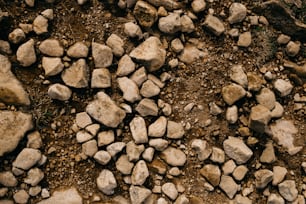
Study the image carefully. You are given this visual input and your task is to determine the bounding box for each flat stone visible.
[133,1,158,28]
[272,166,287,186]
[92,42,113,68]
[118,77,141,103]
[230,65,248,88]
[126,141,145,162]
[124,22,142,39]
[129,185,151,204]
[82,140,98,157]
[232,165,248,181]
[149,138,168,151]
[140,80,160,98]
[278,180,298,202]
[237,32,252,47]
[39,39,64,57]
[48,83,72,101]
[97,170,117,195]
[223,136,253,164]
[228,3,247,24]
[42,57,64,77]
[160,147,186,166]
[219,175,238,199]
[191,139,212,161]
[260,141,276,163]
[93,151,111,165]
[61,59,89,88]
[167,121,184,139]
[222,83,246,105]
[24,168,44,186]
[256,88,276,110]
[162,182,178,200]
[116,155,134,175]
[255,169,273,189]
[158,13,181,34]
[135,98,158,117]
[148,116,167,137]
[86,92,126,128]
[249,104,272,133]
[97,130,115,147]
[0,171,18,187]
[67,42,88,58]
[203,14,225,36]
[131,160,149,185]
[16,39,36,67]
[33,15,48,35]
[91,68,111,88]
[117,54,136,77]
[130,116,148,144]
[13,148,42,170]
[200,164,221,187]
[273,79,293,97]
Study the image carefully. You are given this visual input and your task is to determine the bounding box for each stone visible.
[223,137,253,164]
[146,0,181,10]
[126,141,145,162]
[234,195,252,204]
[97,131,114,147]
[27,131,43,149]
[209,102,222,115]
[160,147,186,166]
[158,13,181,34]
[200,164,221,187]
[256,88,276,110]
[131,160,149,185]
[142,147,155,162]
[84,124,100,136]
[130,116,148,144]
[237,32,252,47]
[148,116,167,137]
[286,41,300,57]
[77,0,88,5]
[76,131,94,143]
[37,188,82,204]
[222,83,246,105]
[174,194,189,204]
[260,141,276,163]
[249,15,259,25]
[267,193,285,204]
[0,171,18,187]
[0,111,33,156]
[106,34,124,57]
[171,38,184,53]
[232,165,248,181]
[91,68,111,88]
[82,140,98,157]
[97,170,117,195]
[203,14,225,36]
[273,79,293,97]
[272,166,287,186]
[39,39,64,57]
[16,39,36,67]
[277,34,291,44]
[210,147,225,163]
[271,102,284,118]
[13,148,41,170]
[118,77,141,103]
[167,121,184,139]
[135,98,158,116]
[19,23,33,34]
[219,175,238,199]
[48,83,72,101]
[41,9,54,20]
[247,72,263,92]
[254,169,273,189]
[8,28,25,44]
[191,0,206,13]
[249,104,271,133]
[140,80,160,98]
[106,142,126,158]
[13,190,29,204]
[33,15,48,35]
[29,186,41,196]
[149,138,168,151]
[86,92,126,128]
[230,65,248,88]
[226,105,238,124]
[25,0,35,7]
[228,28,239,38]
[130,36,166,72]
[228,3,247,24]
[178,44,204,64]
[124,22,142,39]
[129,185,151,204]
[117,54,136,76]
[67,42,88,58]
[94,151,111,165]
[92,42,113,68]
[133,1,158,28]
[131,67,147,86]
[148,74,164,88]
[116,155,134,175]
[191,139,212,161]
[0,40,12,54]
[24,168,44,186]
[61,59,89,88]
[42,57,64,77]
[162,183,178,200]
[75,112,92,129]
[278,180,298,202]
[41,188,50,199]
[222,160,236,175]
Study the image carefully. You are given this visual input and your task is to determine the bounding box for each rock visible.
[129,185,151,204]
[283,60,306,78]
[39,39,64,57]
[27,131,43,149]
[94,151,111,165]
[146,0,181,10]
[13,190,29,204]
[255,169,273,189]
[223,137,253,164]
[67,42,88,58]
[135,98,159,116]
[271,102,284,118]
[166,121,184,139]
[124,22,142,39]
[41,9,54,20]
[222,83,246,105]
[272,166,287,186]
[19,23,33,34]
[267,193,285,204]
[106,142,126,157]
[13,148,41,170]
[234,195,252,204]
[116,155,134,175]
[140,80,160,98]
[91,68,111,88]
[61,59,89,88]
[260,141,276,163]
[273,79,293,97]
[278,180,298,202]
[222,160,236,175]
[106,34,124,57]
[256,88,276,110]
[33,15,48,35]
[86,92,126,128]
[130,36,166,72]
[97,130,115,147]
[191,0,206,13]
[148,158,167,174]
[76,130,94,143]
[174,194,189,204]
[226,105,238,124]
[131,160,149,185]
[0,171,18,187]
[97,170,117,195]
[219,175,239,199]
[210,147,225,164]
[228,3,247,24]
[24,168,44,186]
[149,138,168,151]
[77,0,88,5]
[203,14,225,36]
[29,186,42,196]
[171,38,184,53]
[162,183,178,200]
[0,111,33,156]
[85,124,99,136]
[133,1,158,28]
[191,139,212,161]
[82,140,98,157]
[8,28,25,44]
[16,39,36,67]
[75,112,92,129]
[230,65,248,88]
[117,54,136,77]
[92,42,113,68]
[130,116,148,144]
[249,104,271,133]
[237,32,252,47]
[270,119,302,155]
[48,83,72,101]
[158,13,181,34]
[37,187,82,204]
[161,147,186,166]
[232,165,248,181]
[148,116,167,137]
[247,72,264,92]
[118,77,141,103]
[25,0,35,7]
[126,141,145,162]
[178,44,204,64]
[42,57,64,77]
[41,188,50,199]
[0,40,12,54]
[200,164,221,187]
[277,34,291,44]
[142,147,155,162]
[131,67,148,86]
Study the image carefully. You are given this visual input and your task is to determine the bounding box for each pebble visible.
[228,28,239,38]
[210,147,225,163]
[273,79,293,97]
[249,104,272,133]
[160,147,186,166]
[106,142,126,158]
[156,197,168,204]
[259,141,276,163]
[178,44,204,64]
[19,23,33,34]
[222,160,236,175]
[130,116,148,144]
[203,14,225,36]
[237,32,252,47]
[222,83,246,105]
[0,171,18,187]
[106,34,124,57]
[149,138,168,151]
[256,88,276,110]
[200,164,221,186]
[228,3,247,24]
[171,38,184,53]
[48,83,72,101]
[97,130,114,147]
[232,165,248,181]
[29,186,41,196]
[286,41,300,57]
[94,151,111,165]
[230,65,248,88]
[82,140,98,157]
[272,166,287,186]
[162,182,178,200]
[75,112,92,129]
[61,59,89,88]
[85,124,99,136]
[129,185,152,204]
[116,155,134,175]
[25,0,35,7]
[41,9,54,20]
[167,121,184,139]
[158,13,181,34]
[142,147,155,162]
[226,105,238,124]
[42,57,64,77]
[97,170,117,195]
[249,15,259,25]
[278,180,298,202]
[131,67,148,86]
[8,28,25,44]
[191,139,212,161]
[24,168,44,186]
[209,102,223,115]
[39,39,64,57]
[191,0,206,13]
[126,141,145,162]
[148,116,167,137]
[131,160,149,185]
[234,195,252,204]
[0,40,12,54]
[33,15,48,35]
[13,148,42,170]
[277,34,290,44]
[16,39,36,67]
[184,102,195,113]
[92,42,113,68]
[133,1,158,28]
[117,54,136,77]
[247,72,264,92]
[135,98,159,116]
[219,175,239,199]
[91,68,111,88]
[254,169,273,189]
[181,15,195,33]
[77,0,88,5]
[140,79,161,98]
[13,190,29,204]
[67,42,88,58]
[40,188,50,199]
[118,77,141,103]
[124,22,142,39]
[146,0,181,10]
[223,137,253,164]
[267,193,285,204]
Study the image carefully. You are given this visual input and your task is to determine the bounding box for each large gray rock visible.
[86,92,126,128]
[97,170,117,195]
[37,187,82,204]
[0,111,33,156]
[133,1,158,28]
[16,39,36,67]
[223,137,253,164]
[13,148,42,170]
[92,42,113,68]
[61,59,89,88]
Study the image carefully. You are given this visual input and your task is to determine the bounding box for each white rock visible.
[117,54,136,77]
[230,65,248,88]
[106,34,124,57]
[167,121,184,139]
[148,116,167,137]
[140,80,160,98]
[256,88,276,110]
[131,160,149,185]
[191,0,206,13]
[67,42,88,58]
[161,147,186,166]
[75,112,92,129]
[82,140,98,157]
[48,83,72,101]
[13,190,29,204]
[24,168,44,186]
[223,137,253,164]
[274,79,293,97]
[42,57,64,77]
[13,148,42,170]
[149,138,168,151]
[126,141,145,162]
[162,182,178,200]
[118,77,141,103]
[116,155,134,175]
[226,105,238,124]
[33,15,48,35]
[61,59,89,88]
[158,13,181,34]
[129,185,151,204]
[97,130,115,146]
[8,28,25,44]
[135,98,159,117]
[0,171,18,187]
[278,180,298,202]
[39,39,63,57]
[16,39,36,67]
[131,67,147,86]
[106,142,126,157]
[130,116,148,144]
[203,14,225,36]
[94,151,111,165]
[37,187,82,204]
[92,42,113,68]
[286,41,300,57]
[255,169,273,189]
[228,3,247,24]
[124,22,142,39]
[97,170,117,195]
[91,68,111,88]
[191,139,212,161]
[219,175,238,199]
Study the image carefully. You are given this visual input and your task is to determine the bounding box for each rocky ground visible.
[0,0,305,203]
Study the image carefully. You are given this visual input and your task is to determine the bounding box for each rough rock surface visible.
[96,170,117,195]
[61,59,89,88]
[16,39,36,67]
[223,137,253,164]
[37,187,82,204]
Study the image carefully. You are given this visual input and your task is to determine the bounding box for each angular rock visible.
[149,138,168,151]
[228,3,247,24]
[210,147,225,164]
[286,41,300,57]
[148,116,167,137]
[42,57,64,77]
[48,83,72,101]
[222,83,246,105]
[219,175,239,199]
[191,0,206,13]
[247,72,264,92]
[67,42,88,58]
[249,104,272,133]
[131,67,148,86]
[94,151,111,165]
[232,165,248,181]
[124,22,142,39]
[0,171,18,187]
[39,39,63,57]
[116,155,134,175]
[271,102,284,118]
[272,166,287,186]
[13,190,29,204]
[162,182,178,200]
[278,180,298,202]
[140,80,160,98]
[129,185,151,204]
[41,9,54,20]
[267,193,285,204]
[97,130,114,147]
[135,98,158,116]
[75,112,92,129]
[92,42,113,68]
[167,121,184,139]
[158,13,181,34]
[27,131,43,149]
[118,77,141,103]
[230,65,248,88]
[223,137,253,164]
[160,147,186,166]
[277,34,291,44]
[260,141,276,163]
[8,28,25,44]
[222,160,236,175]
[255,169,273,189]
[13,148,42,170]
[178,44,204,64]
[200,164,221,187]
[76,130,94,143]
[181,15,195,33]
[226,105,238,124]
[82,140,98,157]
[117,54,136,77]
[106,142,126,158]
[126,141,145,162]
[171,38,184,53]
[61,59,89,88]
[33,15,48,35]
[133,1,158,28]
[91,68,111,89]
[130,116,148,144]
[24,168,44,186]
[273,79,293,97]
[191,139,212,161]
[237,32,252,47]
[131,160,149,185]
[203,14,225,36]
[97,170,117,195]
[16,39,36,67]
[146,0,181,11]
[106,34,124,57]
[256,88,276,110]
